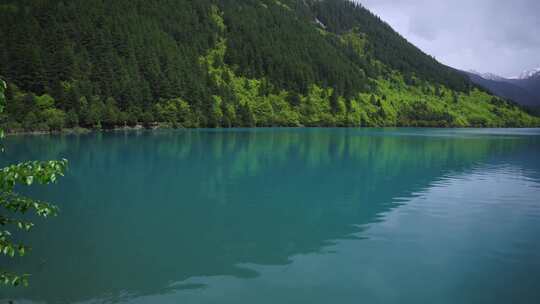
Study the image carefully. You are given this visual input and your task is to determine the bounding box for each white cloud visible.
[356,0,540,77]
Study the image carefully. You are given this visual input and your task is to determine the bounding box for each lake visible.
[1,128,540,303]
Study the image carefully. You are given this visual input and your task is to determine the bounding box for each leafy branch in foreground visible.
[0,78,68,286]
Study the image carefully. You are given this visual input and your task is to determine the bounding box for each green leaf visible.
[0,130,67,287]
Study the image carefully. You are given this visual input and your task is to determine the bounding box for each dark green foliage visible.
[102,97,120,128]
[306,0,471,92]
[0,0,218,119]
[65,109,79,128]
[220,0,369,96]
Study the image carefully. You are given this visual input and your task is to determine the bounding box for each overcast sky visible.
[357,0,540,77]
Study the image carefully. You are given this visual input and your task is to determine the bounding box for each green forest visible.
[0,0,538,132]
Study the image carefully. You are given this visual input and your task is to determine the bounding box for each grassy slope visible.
[199,6,539,128]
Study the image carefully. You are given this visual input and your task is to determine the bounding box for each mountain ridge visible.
[466,69,540,108]
[512,67,540,80]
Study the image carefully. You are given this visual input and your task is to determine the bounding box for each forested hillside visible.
[0,0,538,131]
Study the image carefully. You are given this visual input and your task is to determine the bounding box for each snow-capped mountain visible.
[513,67,540,80]
[467,70,507,81]
[464,68,540,107]
[483,73,507,81]
[469,67,540,82]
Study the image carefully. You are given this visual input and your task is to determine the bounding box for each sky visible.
[357,0,540,78]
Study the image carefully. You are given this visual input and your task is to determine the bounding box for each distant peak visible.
[511,67,540,80]
[468,70,506,81]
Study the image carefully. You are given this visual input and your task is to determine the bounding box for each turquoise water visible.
[1,128,540,303]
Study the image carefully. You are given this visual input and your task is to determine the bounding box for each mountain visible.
[514,67,540,80]
[0,0,538,131]
[508,69,540,98]
[466,69,540,108]
[468,70,507,82]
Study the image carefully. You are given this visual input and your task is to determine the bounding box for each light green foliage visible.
[34,94,55,111]
[155,100,178,125]
[199,32,540,128]
[210,5,225,33]
[210,95,224,127]
[176,99,197,128]
[0,86,69,132]
[269,92,301,126]
[193,10,540,129]
[359,73,540,127]
[0,79,68,286]
[88,96,105,128]
[42,108,66,131]
[300,85,333,126]
[103,97,120,127]
[199,20,309,127]
[154,97,198,128]
[341,30,368,57]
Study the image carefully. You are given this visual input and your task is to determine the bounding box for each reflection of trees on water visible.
[1,129,536,303]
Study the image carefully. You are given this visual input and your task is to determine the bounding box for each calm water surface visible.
[1,128,540,303]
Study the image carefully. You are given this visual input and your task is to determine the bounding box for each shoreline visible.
[4,125,150,136]
[4,124,540,137]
